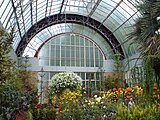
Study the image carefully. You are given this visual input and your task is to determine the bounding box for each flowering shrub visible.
[49,72,82,95]
[52,89,82,111]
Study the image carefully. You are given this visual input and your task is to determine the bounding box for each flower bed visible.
[38,72,160,119]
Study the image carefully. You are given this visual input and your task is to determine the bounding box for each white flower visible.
[94,95,98,98]
[91,102,95,105]
[103,106,106,108]
[49,72,82,94]
[101,102,104,104]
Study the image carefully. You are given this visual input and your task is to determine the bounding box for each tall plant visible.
[0,25,38,119]
[0,25,15,83]
[127,0,160,89]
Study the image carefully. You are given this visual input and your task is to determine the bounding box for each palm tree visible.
[127,0,160,87]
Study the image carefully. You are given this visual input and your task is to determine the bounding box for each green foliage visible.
[102,75,117,90]
[25,110,33,120]
[0,26,39,120]
[0,69,38,119]
[0,26,15,83]
[17,69,38,92]
[115,104,159,120]
[32,108,56,120]
[0,88,34,119]
[144,58,155,97]
[56,102,83,120]
[155,109,160,120]
[127,0,160,88]
[113,52,123,73]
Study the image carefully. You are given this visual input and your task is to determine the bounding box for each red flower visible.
[153,86,157,91]
[15,112,26,120]
[12,110,26,120]
[58,104,63,112]
[34,104,43,108]
[83,93,88,97]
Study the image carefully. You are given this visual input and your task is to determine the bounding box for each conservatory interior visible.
[0,0,160,120]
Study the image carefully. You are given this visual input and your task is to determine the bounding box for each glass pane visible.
[56,46,60,57]
[71,59,75,66]
[61,59,65,66]
[76,58,80,66]
[71,36,74,45]
[50,59,55,66]
[66,46,70,57]
[80,39,84,46]
[75,36,79,45]
[51,45,55,58]
[81,59,84,67]
[66,58,70,66]
[66,35,70,45]
[61,46,65,57]
[85,39,89,46]
[81,47,84,59]
[71,46,75,57]
[76,47,79,57]
[56,60,60,66]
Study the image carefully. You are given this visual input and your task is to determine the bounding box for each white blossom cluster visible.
[50,72,82,94]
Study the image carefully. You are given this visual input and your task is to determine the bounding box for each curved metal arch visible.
[16,14,125,58]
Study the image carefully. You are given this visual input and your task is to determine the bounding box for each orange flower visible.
[127,91,132,95]
[137,91,142,95]
[118,88,121,91]
[158,95,160,99]
[126,95,132,99]
[113,88,117,91]
[116,88,121,95]
[127,87,132,92]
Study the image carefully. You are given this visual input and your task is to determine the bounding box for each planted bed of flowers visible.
[13,72,159,120]
[38,72,160,120]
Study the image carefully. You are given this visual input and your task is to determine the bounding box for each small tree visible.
[0,26,15,83]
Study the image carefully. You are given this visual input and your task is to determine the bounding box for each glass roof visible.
[0,0,140,57]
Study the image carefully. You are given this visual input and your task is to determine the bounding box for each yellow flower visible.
[95,97,101,103]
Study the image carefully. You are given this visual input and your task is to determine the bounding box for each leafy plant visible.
[127,0,160,88]
[0,88,34,120]
[0,25,15,83]
[32,108,56,120]
[25,110,33,120]
[115,104,158,120]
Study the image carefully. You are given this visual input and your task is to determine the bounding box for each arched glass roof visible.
[0,0,140,57]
